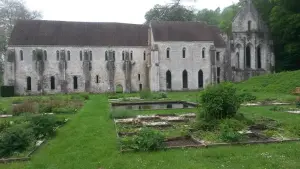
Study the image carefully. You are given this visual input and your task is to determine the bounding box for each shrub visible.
[0,120,10,133]
[29,115,58,139]
[12,101,38,116]
[110,109,135,119]
[238,92,257,102]
[52,107,75,114]
[220,118,246,132]
[0,103,7,114]
[200,83,241,121]
[269,106,284,112]
[192,118,219,131]
[140,89,152,99]
[219,124,242,142]
[0,124,33,157]
[159,92,168,99]
[133,128,165,151]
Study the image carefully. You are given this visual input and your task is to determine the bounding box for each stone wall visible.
[5,46,148,95]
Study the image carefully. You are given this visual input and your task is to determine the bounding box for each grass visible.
[1,94,300,169]
[236,70,300,94]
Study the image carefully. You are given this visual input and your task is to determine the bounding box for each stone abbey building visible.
[4,0,274,95]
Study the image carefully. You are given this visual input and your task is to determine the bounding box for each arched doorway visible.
[198,70,203,88]
[182,70,188,89]
[73,76,78,90]
[246,45,251,68]
[50,76,55,90]
[116,84,123,93]
[257,45,262,69]
[166,70,172,90]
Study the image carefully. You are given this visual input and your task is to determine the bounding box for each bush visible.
[269,106,284,112]
[110,109,135,119]
[159,92,168,99]
[0,120,10,133]
[0,124,33,157]
[0,103,7,114]
[52,107,75,114]
[12,101,38,116]
[238,92,257,102]
[192,118,219,131]
[200,83,241,121]
[140,89,152,99]
[29,115,58,139]
[220,119,246,132]
[133,128,165,151]
[219,123,243,142]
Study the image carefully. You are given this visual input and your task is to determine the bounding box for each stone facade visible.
[4,0,274,95]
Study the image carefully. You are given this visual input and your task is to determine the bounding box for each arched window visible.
[20,50,23,61]
[236,52,240,68]
[32,50,36,60]
[246,45,251,68]
[166,70,172,89]
[84,51,88,60]
[248,20,252,31]
[56,50,60,61]
[257,45,262,69]
[182,47,186,58]
[96,75,99,83]
[166,48,170,58]
[50,76,55,90]
[217,67,221,84]
[80,51,82,61]
[216,52,220,61]
[138,74,141,81]
[198,70,203,88]
[130,51,133,60]
[67,51,70,61]
[105,51,108,61]
[182,70,188,89]
[113,51,115,61]
[73,76,78,90]
[143,51,146,60]
[122,51,125,60]
[89,51,92,60]
[26,76,31,91]
[44,50,47,60]
[202,48,205,58]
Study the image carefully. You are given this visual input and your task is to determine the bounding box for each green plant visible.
[159,92,168,99]
[11,101,38,116]
[110,109,135,119]
[0,103,7,114]
[219,124,242,143]
[200,83,241,121]
[0,124,33,157]
[52,107,75,114]
[29,115,58,139]
[140,89,152,99]
[220,118,246,132]
[132,128,165,151]
[192,118,219,131]
[0,120,10,133]
[269,106,284,112]
[238,92,257,102]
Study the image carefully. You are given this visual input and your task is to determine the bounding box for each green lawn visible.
[1,94,300,169]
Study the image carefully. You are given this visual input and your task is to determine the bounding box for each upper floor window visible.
[89,51,92,60]
[182,47,186,58]
[166,48,170,58]
[130,51,133,60]
[56,50,59,61]
[67,51,71,61]
[248,20,252,31]
[216,52,220,61]
[113,51,115,60]
[122,51,125,60]
[143,51,146,60]
[80,51,82,61]
[20,50,23,61]
[202,48,205,58]
[44,50,47,60]
[105,51,108,61]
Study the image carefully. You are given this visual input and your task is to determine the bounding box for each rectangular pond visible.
[111,101,196,110]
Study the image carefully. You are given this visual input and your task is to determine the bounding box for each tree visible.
[144,1,196,23]
[195,8,221,25]
[0,0,42,84]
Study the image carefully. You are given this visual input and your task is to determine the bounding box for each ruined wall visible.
[6,46,147,95]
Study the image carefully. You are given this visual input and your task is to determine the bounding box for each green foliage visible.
[110,109,135,119]
[192,118,219,131]
[0,120,10,133]
[12,101,38,116]
[29,115,57,139]
[0,103,7,114]
[0,124,33,157]
[132,128,165,151]
[200,83,241,121]
[159,92,168,99]
[52,107,75,114]
[219,121,243,143]
[269,106,284,112]
[238,92,257,102]
[140,89,152,99]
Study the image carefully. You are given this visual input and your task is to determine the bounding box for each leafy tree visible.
[195,8,221,25]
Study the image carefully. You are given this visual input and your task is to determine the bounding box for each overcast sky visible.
[25,0,239,24]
